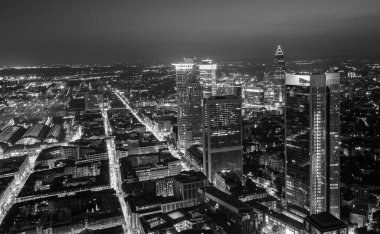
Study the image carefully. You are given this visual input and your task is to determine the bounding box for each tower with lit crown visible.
[173,57,202,151]
[274,45,286,103]
[198,59,217,99]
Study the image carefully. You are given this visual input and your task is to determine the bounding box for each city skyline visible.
[0,50,379,233]
[0,1,380,233]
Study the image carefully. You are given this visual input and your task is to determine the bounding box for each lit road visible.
[167,144,191,170]
[106,138,130,234]
[168,143,182,160]
[114,90,169,142]
[114,90,192,170]
[0,153,38,224]
[247,174,280,201]
[0,142,74,223]
[99,100,131,234]
[114,89,196,170]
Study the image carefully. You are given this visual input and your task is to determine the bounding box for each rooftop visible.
[126,195,180,213]
[305,212,347,232]
[245,200,269,213]
[168,211,185,220]
[0,155,27,176]
[174,170,206,183]
[199,186,251,213]
[22,123,49,140]
[46,124,62,139]
[0,176,14,196]
[216,170,240,181]
[0,125,25,145]
[186,145,203,160]
[206,95,240,101]
[266,210,304,230]
[140,206,205,234]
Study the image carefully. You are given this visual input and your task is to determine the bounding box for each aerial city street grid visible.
[0,1,380,234]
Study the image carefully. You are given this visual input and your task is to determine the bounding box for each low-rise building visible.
[214,170,241,195]
[16,123,49,145]
[0,125,25,146]
[44,124,63,143]
[199,186,256,234]
[304,212,348,234]
[184,145,203,172]
[135,159,181,182]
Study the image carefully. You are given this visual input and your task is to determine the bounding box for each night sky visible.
[1,0,380,66]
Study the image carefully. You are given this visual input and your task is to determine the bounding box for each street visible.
[99,98,131,234]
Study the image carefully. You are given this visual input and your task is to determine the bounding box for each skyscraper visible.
[202,95,243,183]
[198,59,217,99]
[284,72,340,218]
[326,72,341,218]
[173,57,203,151]
[273,45,286,103]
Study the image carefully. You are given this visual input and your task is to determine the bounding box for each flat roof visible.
[245,200,268,213]
[0,176,14,196]
[174,170,206,183]
[126,195,180,213]
[199,186,251,213]
[305,212,347,232]
[266,210,304,230]
[0,155,28,176]
[168,211,184,220]
[206,95,240,101]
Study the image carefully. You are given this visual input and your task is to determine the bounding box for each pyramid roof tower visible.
[275,45,284,56]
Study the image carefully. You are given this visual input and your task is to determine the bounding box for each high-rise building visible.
[203,95,243,183]
[273,45,286,103]
[325,73,341,219]
[173,57,203,151]
[284,72,340,218]
[198,59,217,99]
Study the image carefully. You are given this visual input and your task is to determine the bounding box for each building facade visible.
[203,95,243,182]
[173,57,203,151]
[184,145,203,172]
[284,73,340,217]
[198,59,217,99]
[325,73,341,218]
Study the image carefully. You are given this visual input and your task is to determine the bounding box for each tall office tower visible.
[273,45,286,103]
[199,59,217,99]
[284,72,340,217]
[326,73,341,218]
[173,57,203,151]
[202,95,243,183]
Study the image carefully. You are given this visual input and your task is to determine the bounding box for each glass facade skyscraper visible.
[285,72,340,218]
[173,57,202,151]
[326,72,341,218]
[202,95,243,183]
[199,59,217,99]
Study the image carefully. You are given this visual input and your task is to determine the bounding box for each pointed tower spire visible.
[275,45,284,56]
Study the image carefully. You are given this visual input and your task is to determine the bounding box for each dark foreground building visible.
[304,212,348,234]
[202,95,243,183]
